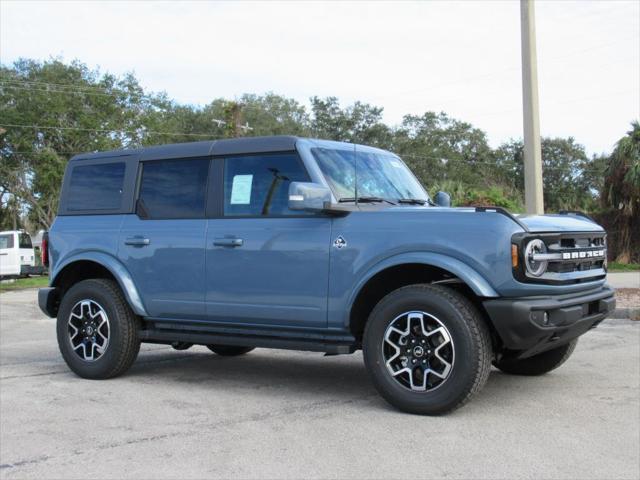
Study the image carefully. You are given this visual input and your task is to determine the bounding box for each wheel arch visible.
[347,253,499,341]
[51,253,148,317]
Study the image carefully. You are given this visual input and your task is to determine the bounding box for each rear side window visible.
[0,234,14,249]
[223,153,311,216]
[138,158,210,219]
[67,162,126,211]
[18,234,32,248]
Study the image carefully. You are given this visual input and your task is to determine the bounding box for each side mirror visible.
[288,182,332,212]
[434,191,451,208]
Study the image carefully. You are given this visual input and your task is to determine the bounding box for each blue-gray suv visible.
[38,136,616,414]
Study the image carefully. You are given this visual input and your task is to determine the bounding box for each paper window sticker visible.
[230,174,253,205]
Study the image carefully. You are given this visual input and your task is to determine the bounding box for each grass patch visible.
[0,276,49,292]
[608,262,640,272]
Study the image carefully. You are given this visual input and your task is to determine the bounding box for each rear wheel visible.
[363,284,492,415]
[207,345,255,356]
[494,340,578,376]
[57,279,140,379]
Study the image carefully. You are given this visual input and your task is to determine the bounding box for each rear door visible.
[18,233,35,268]
[0,233,18,276]
[205,152,332,328]
[118,157,210,319]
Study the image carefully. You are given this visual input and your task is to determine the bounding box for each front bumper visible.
[38,287,59,318]
[483,285,615,358]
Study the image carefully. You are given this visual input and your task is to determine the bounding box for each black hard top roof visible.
[69,135,300,162]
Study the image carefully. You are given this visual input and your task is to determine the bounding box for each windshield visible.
[311,148,428,202]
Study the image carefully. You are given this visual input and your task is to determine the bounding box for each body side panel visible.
[328,208,607,330]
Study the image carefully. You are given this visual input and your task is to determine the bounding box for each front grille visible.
[513,231,607,285]
[544,233,606,274]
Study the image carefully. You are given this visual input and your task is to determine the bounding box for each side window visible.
[223,153,311,216]
[0,234,14,249]
[138,158,209,219]
[67,162,126,211]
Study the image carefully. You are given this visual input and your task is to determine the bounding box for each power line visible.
[0,80,294,120]
[0,123,219,138]
[0,84,146,99]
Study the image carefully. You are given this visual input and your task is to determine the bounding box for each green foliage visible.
[601,121,640,262]
[0,58,163,226]
[0,56,636,261]
[429,181,524,211]
[0,275,49,292]
[607,262,640,272]
[494,137,600,212]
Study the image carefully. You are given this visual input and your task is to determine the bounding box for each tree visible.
[0,58,160,227]
[494,137,598,213]
[308,96,392,147]
[602,121,640,263]
[392,112,496,189]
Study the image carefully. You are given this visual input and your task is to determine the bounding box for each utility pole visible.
[520,0,544,214]
[223,102,249,138]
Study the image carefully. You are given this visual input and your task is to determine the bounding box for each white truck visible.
[0,230,36,278]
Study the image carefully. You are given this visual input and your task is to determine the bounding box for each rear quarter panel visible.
[49,215,125,282]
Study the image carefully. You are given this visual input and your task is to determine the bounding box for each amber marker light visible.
[511,244,519,268]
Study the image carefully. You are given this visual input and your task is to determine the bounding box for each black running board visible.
[139,322,357,355]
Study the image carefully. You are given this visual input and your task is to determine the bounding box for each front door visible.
[118,157,210,319]
[205,152,331,329]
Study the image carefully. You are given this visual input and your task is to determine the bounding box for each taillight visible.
[41,232,49,267]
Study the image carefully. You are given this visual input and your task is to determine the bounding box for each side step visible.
[139,322,358,355]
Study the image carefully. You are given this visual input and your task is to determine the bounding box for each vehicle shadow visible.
[124,346,531,413]
[127,347,376,400]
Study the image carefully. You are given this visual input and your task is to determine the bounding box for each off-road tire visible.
[207,345,255,356]
[493,339,578,376]
[57,278,140,379]
[363,284,492,415]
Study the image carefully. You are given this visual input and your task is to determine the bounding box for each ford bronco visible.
[38,136,615,414]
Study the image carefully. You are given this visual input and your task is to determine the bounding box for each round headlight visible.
[524,239,548,277]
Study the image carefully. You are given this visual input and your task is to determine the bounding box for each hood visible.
[376,206,604,233]
[516,213,604,233]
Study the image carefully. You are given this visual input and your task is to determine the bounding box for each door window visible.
[223,153,311,216]
[138,158,210,219]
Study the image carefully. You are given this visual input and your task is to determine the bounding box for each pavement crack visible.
[0,455,50,471]
[0,393,377,471]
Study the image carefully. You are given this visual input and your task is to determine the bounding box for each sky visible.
[1,0,638,156]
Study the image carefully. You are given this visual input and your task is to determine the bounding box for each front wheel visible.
[363,284,492,415]
[493,340,578,376]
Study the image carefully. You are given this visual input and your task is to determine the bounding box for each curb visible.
[610,308,640,321]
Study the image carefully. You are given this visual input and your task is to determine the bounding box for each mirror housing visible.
[434,191,451,208]
[288,182,332,212]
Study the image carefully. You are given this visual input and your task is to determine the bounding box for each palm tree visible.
[603,121,640,263]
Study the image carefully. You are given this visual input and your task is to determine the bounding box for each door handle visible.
[0,252,8,256]
[124,236,150,246]
[213,237,243,247]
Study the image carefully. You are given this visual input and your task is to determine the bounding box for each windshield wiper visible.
[397,198,428,205]
[338,196,397,205]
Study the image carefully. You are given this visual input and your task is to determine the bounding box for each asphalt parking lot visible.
[1,289,639,480]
